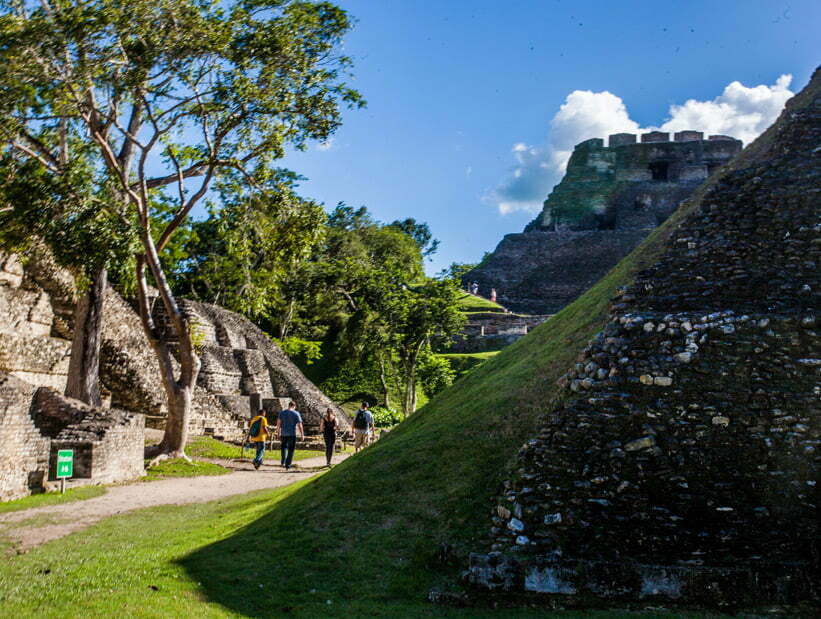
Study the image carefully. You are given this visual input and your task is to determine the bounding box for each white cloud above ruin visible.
[490,74,795,215]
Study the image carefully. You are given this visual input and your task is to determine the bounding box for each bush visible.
[417,353,456,398]
[277,337,323,365]
[370,406,402,428]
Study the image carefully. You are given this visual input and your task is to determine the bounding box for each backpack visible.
[353,410,369,430]
[249,417,263,439]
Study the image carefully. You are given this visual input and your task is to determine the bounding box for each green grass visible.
[0,211,679,616]
[0,486,106,514]
[142,458,231,481]
[185,435,351,463]
[0,177,729,617]
[455,292,505,313]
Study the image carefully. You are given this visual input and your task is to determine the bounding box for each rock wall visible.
[468,133,742,314]
[0,373,144,501]
[153,299,349,434]
[1,245,346,444]
[465,71,819,606]
[452,311,551,354]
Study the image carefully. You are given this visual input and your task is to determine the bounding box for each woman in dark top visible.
[319,407,338,467]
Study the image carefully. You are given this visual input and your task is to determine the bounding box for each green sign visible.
[56,449,73,479]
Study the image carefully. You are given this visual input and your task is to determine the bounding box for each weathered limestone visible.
[465,70,820,606]
[468,132,742,314]
[0,373,144,501]
[153,299,349,436]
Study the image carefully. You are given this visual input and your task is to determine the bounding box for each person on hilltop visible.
[352,401,374,453]
[248,409,270,470]
[275,401,304,470]
[319,407,339,467]
[490,288,497,303]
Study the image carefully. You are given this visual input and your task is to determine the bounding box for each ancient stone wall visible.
[0,374,49,501]
[465,71,820,606]
[467,132,742,315]
[0,373,144,501]
[153,298,350,434]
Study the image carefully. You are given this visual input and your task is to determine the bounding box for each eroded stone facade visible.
[466,71,820,606]
[468,132,742,314]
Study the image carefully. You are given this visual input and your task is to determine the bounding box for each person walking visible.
[275,401,304,470]
[248,409,270,470]
[352,401,374,453]
[490,288,497,303]
[319,407,339,467]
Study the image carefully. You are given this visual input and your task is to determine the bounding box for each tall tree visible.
[381,279,464,415]
[0,0,362,459]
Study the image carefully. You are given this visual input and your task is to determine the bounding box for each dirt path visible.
[0,454,347,550]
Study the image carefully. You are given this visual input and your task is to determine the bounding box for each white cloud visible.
[489,75,794,215]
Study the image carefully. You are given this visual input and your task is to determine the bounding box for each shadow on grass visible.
[178,217,676,617]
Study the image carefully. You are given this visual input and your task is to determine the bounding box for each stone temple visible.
[468,130,742,314]
[0,248,347,501]
[466,69,820,606]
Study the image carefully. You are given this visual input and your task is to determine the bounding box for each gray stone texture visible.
[468,132,742,314]
[467,70,820,605]
[0,373,144,501]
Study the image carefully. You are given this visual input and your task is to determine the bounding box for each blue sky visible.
[278,0,820,274]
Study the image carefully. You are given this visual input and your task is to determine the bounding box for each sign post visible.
[56,449,73,494]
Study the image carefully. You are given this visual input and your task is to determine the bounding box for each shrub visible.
[370,406,402,427]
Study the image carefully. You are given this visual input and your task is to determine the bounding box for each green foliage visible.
[369,405,403,427]
[187,319,208,355]
[417,352,456,397]
[387,217,439,257]
[276,337,323,365]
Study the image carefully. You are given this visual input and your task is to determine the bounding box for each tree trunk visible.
[64,267,107,406]
[379,355,391,409]
[135,244,201,460]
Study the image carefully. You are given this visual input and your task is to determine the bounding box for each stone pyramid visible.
[467,68,820,606]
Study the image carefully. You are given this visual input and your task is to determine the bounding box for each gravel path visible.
[0,454,347,550]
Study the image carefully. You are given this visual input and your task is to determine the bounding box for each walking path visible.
[0,454,347,550]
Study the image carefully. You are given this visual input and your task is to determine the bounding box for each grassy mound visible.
[0,201,704,616]
[456,292,506,313]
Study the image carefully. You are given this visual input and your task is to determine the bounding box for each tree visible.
[382,279,465,415]
[388,218,439,258]
[163,171,327,333]
[0,0,363,459]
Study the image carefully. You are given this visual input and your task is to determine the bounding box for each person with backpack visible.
[352,401,374,453]
[319,407,339,467]
[248,409,270,470]
[275,401,304,470]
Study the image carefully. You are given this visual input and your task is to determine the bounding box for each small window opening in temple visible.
[649,161,669,181]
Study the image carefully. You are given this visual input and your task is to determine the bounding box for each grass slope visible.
[0,208,687,617]
[455,292,505,313]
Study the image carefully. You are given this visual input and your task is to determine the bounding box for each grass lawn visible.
[142,458,231,481]
[185,435,351,463]
[0,178,746,616]
[455,292,505,313]
[0,214,683,616]
[0,486,106,514]
[0,479,670,618]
